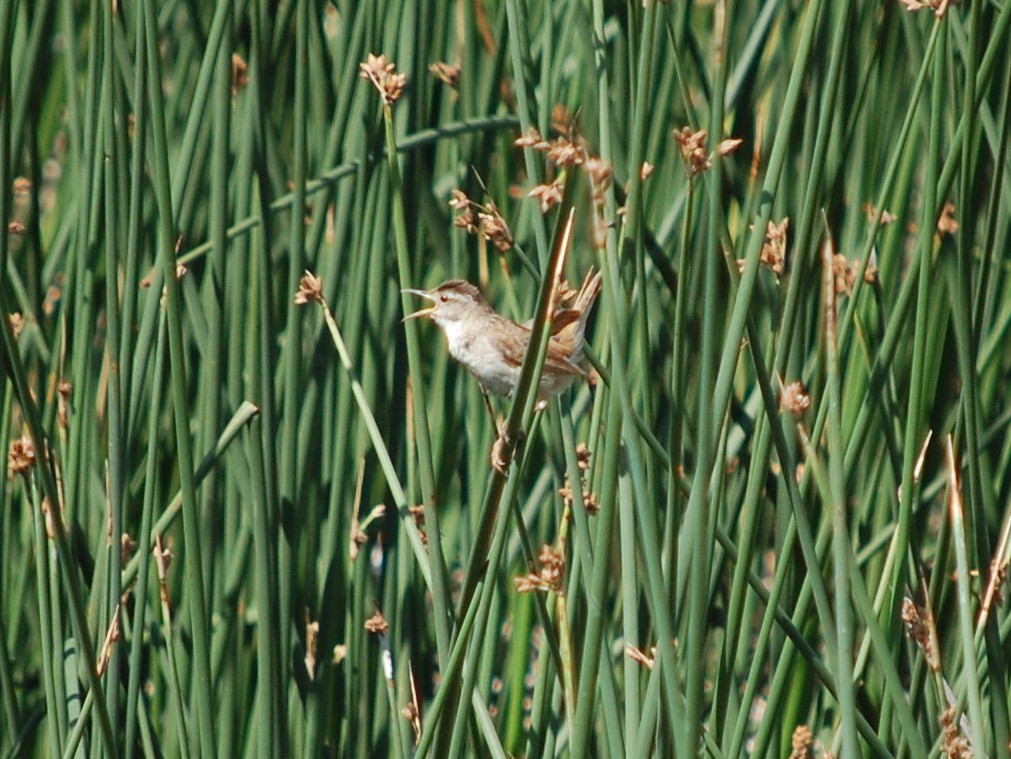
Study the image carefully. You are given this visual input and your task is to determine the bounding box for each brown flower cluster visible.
[673,126,742,178]
[515,125,614,243]
[515,125,587,168]
[359,53,406,106]
[231,54,249,96]
[449,188,514,252]
[558,443,598,514]
[513,128,543,150]
[939,707,972,759]
[364,610,390,635]
[899,0,958,17]
[624,642,657,670]
[584,156,613,248]
[349,503,384,561]
[58,381,72,429]
[293,270,324,305]
[8,435,36,476]
[831,255,855,295]
[408,504,428,546]
[937,202,959,236]
[558,478,599,515]
[121,533,137,563]
[762,218,789,274]
[350,525,367,557]
[7,312,24,339]
[780,380,811,416]
[515,544,566,594]
[429,61,461,90]
[674,127,710,176]
[901,596,941,672]
[402,700,422,745]
[788,725,814,759]
[516,128,579,213]
[862,203,897,226]
[830,254,877,295]
[97,608,121,676]
[304,614,320,681]
[984,558,1008,611]
[154,534,173,582]
[528,178,565,213]
[737,218,788,276]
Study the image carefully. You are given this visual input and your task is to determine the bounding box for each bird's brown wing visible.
[514,268,601,369]
[498,330,585,376]
[544,340,587,376]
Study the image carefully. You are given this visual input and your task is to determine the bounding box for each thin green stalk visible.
[123,314,167,755]
[589,0,688,750]
[245,408,280,759]
[141,0,215,754]
[25,475,61,759]
[952,4,1008,749]
[684,0,726,742]
[62,684,92,759]
[199,15,234,754]
[503,0,549,264]
[0,611,18,754]
[445,470,520,758]
[717,409,771,744]
[616,469,640,751]
[310,287,433,588]
[379,89,453,665]
[945,438,987,756]
[100,0,126,737]
[274,7,310,737]
[822,236,859,756]
[563,391,624,756]
[154,531,192,759]
[414,581,484,759]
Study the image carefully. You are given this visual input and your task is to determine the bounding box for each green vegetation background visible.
[1,0,1010,756]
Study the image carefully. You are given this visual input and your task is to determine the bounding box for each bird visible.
[403,268,602,405]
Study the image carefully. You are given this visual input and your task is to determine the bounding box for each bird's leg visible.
[491,426,528,474]
[480,389,512,473]
[491,437,509,474]
[490,413,530,476]
[481,388,498,430]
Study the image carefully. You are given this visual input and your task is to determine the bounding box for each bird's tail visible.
[552,268,602,364]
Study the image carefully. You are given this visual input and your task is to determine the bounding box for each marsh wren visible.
[404,269,602,404]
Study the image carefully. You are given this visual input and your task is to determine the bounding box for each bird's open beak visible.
[401,288,436,321]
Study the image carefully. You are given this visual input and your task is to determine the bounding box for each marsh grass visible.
[2,1,1011,757]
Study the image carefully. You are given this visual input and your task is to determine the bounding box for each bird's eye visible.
[440,294,449,303]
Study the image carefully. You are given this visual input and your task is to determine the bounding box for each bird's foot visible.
[491,426,526,474]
